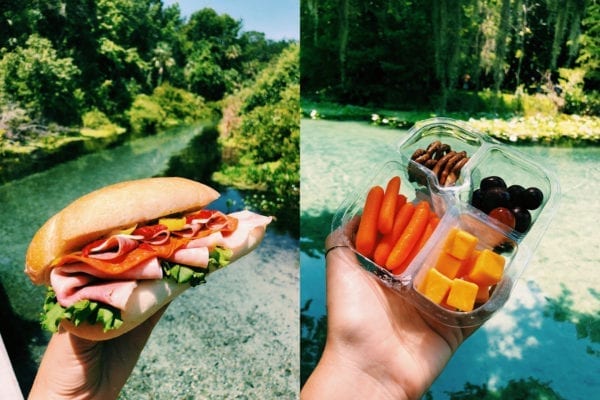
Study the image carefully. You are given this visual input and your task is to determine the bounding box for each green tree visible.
[0,34,81,124]
[181,8,243,99]
[577,1,600,88]
[184,42,228,101]
[218,44,300,233]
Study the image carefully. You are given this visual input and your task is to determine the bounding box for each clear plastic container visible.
[331,118,560,327]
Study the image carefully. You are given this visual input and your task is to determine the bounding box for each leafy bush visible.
[151,83,217,124]
[215,44,300,234]
[82,109,112,129]
[128,84,216,136]
[559,68,600,116]
[0,34,82,124]
[81,109,125,138]
[128,94,166,136]
[520,93,559,116]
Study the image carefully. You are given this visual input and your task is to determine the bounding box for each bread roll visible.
[58,219,268,341]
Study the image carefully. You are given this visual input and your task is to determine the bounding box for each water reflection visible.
[300,118,600,399]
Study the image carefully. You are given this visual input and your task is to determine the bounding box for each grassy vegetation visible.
[302,96,600,146]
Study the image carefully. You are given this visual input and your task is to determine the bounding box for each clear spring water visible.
[300,118,599,399]
[0,125,299,398]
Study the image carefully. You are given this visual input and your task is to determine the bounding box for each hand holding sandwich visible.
[29,305,167,400]
[24,177,272,398]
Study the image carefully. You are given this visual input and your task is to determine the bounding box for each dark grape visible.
[507,184,525,208]
[482,187,510,213]
[512,206,532,233]
[471,188,484,210]
[489,207,516,229]
[521,187,543,210]
[494,241,516,254]
[480,176,507,191]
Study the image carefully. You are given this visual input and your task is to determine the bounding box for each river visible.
[0,124,299,398]
[301,118,599,399]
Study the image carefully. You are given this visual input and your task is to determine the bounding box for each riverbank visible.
[0,125,127,185]
[302,100,600,146]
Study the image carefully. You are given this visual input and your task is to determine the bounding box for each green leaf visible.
[39,288,123,333]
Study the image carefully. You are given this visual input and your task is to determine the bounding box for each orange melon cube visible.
[465,249,505,286]
[457,249,481,278]
[444,228,478,260]
[418,268,452,305]
[446,279,478,311]
[433,251,463,279]
[474,284,491,303]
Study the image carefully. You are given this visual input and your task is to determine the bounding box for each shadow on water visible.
[162,124,299,238]
[299,211,600,397]
[544,285,600,352]
[160,124,221,184]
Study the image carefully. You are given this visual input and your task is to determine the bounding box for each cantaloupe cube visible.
[444,228,478,260]
[417,268,452,305]
[465,249,505,286]
[446,279,478,311]
[434,251,463,279]
[474,284,491,303]
[457,249,481,278]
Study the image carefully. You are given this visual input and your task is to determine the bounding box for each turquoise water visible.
[300,118,600,399]
[0,125,299,398]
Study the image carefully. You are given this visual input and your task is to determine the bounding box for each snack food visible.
[333,118,559,327]
[25,177,272,340]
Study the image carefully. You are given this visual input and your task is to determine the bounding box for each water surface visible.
[301,118,599,399]
[1,125,299,398]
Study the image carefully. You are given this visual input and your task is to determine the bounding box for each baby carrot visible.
[391,213,439,275]
[396,194,407,212]
[355,185,385,258]
[373,201,414,267]
[378,176,401,235]
[385,201,430,271]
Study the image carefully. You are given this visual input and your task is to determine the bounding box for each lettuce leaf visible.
[161,246,233,286]
[41,288,123,333]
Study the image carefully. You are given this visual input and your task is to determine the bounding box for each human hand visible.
[28,305,168,400]
[301,226,478,400]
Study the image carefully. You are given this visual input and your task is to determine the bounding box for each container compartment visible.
[331,118,560,327]
[457,145,557,243]
[408,205,518,327]
[332,160,446,287]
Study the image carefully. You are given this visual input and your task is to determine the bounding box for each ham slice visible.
[218,210,272,253]
[186,231,224,249]
[84,235,139,260]
[166,247,209,268]
[185,211,271,252]
[53,278,137,310]
[51,257,163,309]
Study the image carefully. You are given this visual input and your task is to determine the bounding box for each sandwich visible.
[25,177,272,340]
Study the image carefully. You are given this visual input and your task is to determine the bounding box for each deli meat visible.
[52,277,138,310]
[51,257,163,309]
[167,247,209,268]
[49,209,272,311]
[186,210,272,252]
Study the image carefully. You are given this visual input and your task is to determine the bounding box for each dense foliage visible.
[301,0,599,115]
[0,1,293,136]
[215,44,300,235]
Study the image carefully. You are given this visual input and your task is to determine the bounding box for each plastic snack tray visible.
[331,118,560,327]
